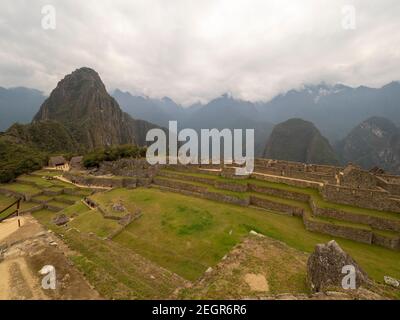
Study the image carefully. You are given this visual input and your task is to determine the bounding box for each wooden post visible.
[17,198,21,228]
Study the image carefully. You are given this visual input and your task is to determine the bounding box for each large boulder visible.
[53,214,69,226]
[307,240,369,292]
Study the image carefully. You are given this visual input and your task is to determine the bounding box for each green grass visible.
[69,210,121,238]
[0,194,15,209]
[32,209,57,227]
[0,183,42,196]
[107,188,400,282]
[33,170,63,177]
[47,200,69,209]
[58,202,89,218]
[32,195,54,202]
[54,194,81,203]
[17,175,55,188]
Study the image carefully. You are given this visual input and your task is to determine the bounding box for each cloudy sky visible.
[0,0,399,105]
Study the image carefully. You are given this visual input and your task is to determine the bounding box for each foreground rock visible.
[307,240,369,292]
[384,276,399,288]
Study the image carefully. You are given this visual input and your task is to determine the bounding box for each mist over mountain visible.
[114,92,274,156]
[264,118,339,165]
[336,116,400,174]
[256,82,400,143]
[0,87,46,131]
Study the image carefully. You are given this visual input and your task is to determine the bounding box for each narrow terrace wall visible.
[302,214,373,244]
[309,198,400,233]
[251,173,321,189]
[248,184,310,202]
[372,234,400,250]
[154,185,249,206]
[249,196,303,216]
[63,172,137,189]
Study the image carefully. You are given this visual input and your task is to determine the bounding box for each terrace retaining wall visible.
[321,184,400,213]
[251,173,321,189]
[309,198,400,233]
[249,196,303,216]
[248,184,310,202]
[372,234,400,251]
[63,172,137,189]
[302,214,373,244]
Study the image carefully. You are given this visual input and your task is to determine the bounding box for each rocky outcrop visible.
[307,240,369,292]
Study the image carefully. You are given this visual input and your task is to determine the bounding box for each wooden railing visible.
[0,198,21,225]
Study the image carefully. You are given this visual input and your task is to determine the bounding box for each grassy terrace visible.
[156,173,400,237]
[32,169,64,177]
[160,168,400,221]
[26,184,400,298]
[0,182,42,196]
[106,188,400,282]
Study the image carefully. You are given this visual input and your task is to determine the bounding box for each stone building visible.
[339,164,377,189]
[48,156,69,170]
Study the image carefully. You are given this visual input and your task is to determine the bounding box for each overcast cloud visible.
[0,0,399,105]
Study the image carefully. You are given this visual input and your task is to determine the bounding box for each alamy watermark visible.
[41,5,56,30]
[342,5,356,30]
[341,264,356,290]
[146,121,255,175]
[39,265,56,290]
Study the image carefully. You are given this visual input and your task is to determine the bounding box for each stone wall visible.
[321,184,400,213]
[254,158,340,183]
[0,188,42,201]
[249,196,303,216]
[309,199,400,233]
[153,177,208,193]
[377,176,400,196]
[303,213,373,244]
[158,170,215,186]
[96,158,160,178]
[154,185,249,207]
[248,184,310,202]
[372,234,400,251]
[63,172,137,189]
[251,173,321,189]
[20,204,43,214]
[214,181,248,193]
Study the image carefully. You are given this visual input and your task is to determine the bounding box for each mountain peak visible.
[33,68,158,149]
[265,118,338,165]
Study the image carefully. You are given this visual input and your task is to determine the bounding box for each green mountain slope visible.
[264,118,339,165]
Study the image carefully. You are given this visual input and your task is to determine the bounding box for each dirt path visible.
[252,172,324,187]
[55,176,111,190]
[0,258,47,300]
[0,217,25,243]
[0,214,101,300]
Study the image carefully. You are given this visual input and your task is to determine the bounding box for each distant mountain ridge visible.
[336,116,400,174]
[2,80,400,148]
[0,87,46,131]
